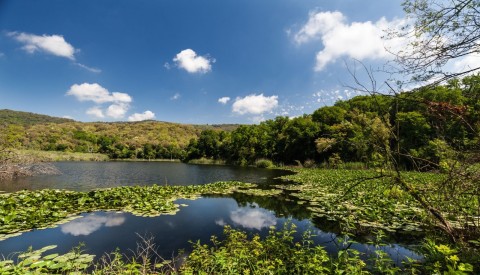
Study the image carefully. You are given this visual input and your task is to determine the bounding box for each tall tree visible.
[390,0,480,83]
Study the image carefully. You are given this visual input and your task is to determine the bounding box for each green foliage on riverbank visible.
[1,224,475,274]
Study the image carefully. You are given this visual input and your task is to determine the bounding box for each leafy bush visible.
[187,158,226,165]
[303,159,316,168]
[255,158,274,168]
[181,222,333,274]
[0,244,94,274]
[338,162,368,170]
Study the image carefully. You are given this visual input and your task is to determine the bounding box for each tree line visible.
[2,75,479,167]
[185,75,480,169]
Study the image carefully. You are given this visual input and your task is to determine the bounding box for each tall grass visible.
[16,150,109,162]
[186,157,226,165]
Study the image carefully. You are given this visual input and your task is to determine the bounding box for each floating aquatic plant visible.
[0,181,255,240]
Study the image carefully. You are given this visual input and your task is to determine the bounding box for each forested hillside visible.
[185,75,480,169]
[0,109,74,125]
[0,112,235,159]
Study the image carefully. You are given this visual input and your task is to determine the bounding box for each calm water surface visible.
[0,198,421,265]
[0,161,291,192]
[0,162,422,265]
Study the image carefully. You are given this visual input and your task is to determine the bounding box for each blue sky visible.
[0,0,407,124]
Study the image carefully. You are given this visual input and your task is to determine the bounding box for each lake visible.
[0,162,422,266]
[0,161,291,192]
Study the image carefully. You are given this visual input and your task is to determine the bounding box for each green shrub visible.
[181,222,332,274]
[187,158,226,165]
[255,158,274,168]
[303,159,316,168]
[338,162,368,170]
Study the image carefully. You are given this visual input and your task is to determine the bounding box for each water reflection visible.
[229,203,277,230]
[0,198,422,267]
[61,213,125,236]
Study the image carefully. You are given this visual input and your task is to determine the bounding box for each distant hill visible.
[0,109,74,125]
[0,109,239,131]
[0,109,240,159]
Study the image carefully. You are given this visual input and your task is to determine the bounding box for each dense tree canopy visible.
[185,74,480,169]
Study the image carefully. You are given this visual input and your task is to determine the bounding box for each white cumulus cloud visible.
[8,31,76,60]
[294,11,345,44]
[67,83,133,119]
[128,110,156,122]
[67,83,132,104]
[232,94,278,115]
[293,11,405,71]
[106,103,129,119]
[173,49,213,73]
[66,83,132,104]
[218,97,231,104]
[86,106,105,118]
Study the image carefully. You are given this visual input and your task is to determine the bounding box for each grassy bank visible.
[16,150,109,162]
[16,149,185,162]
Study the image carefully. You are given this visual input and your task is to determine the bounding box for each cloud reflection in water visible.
[61,213,126,236]
[218,203,277,230]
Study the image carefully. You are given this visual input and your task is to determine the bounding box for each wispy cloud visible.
[8,31,101,73]
[75,63,102,73]
[170,93,181,100]
[8,31,76,60]
[312,88,360,105]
